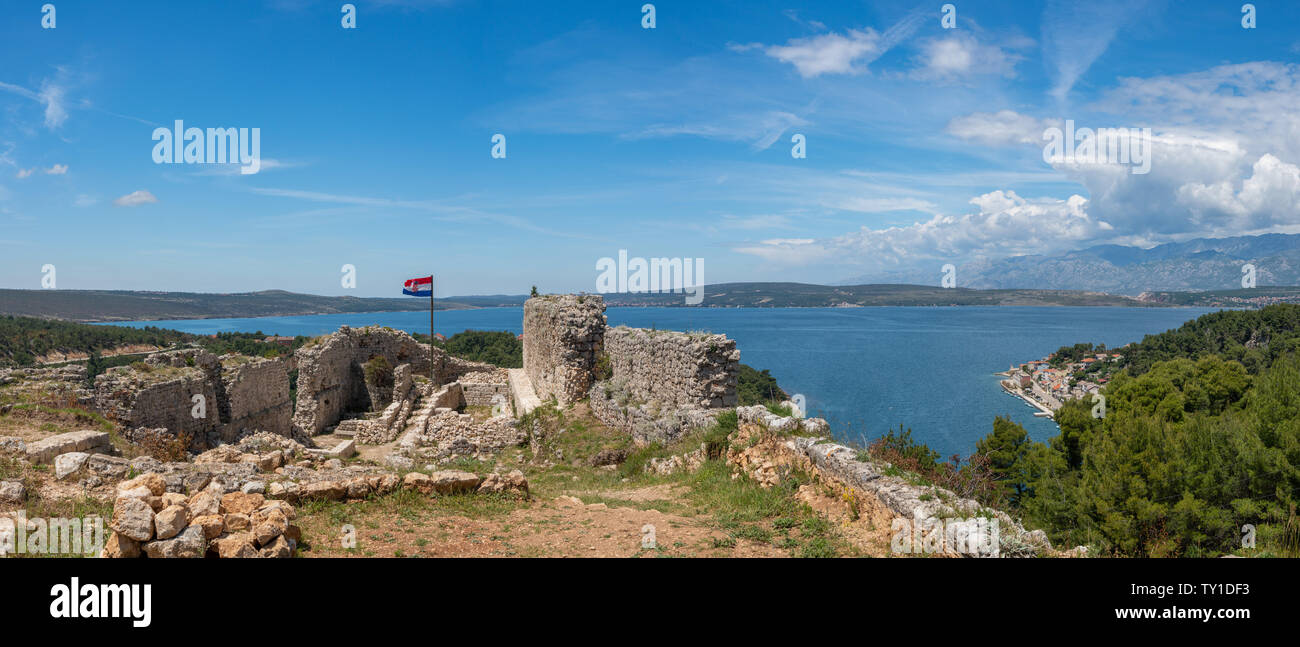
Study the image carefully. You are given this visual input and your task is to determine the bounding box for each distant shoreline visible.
[88,303,1213,326]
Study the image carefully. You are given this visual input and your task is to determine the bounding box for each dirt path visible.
[297,494,791,558]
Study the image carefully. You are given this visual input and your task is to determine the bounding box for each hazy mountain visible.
[839,233,1300,295]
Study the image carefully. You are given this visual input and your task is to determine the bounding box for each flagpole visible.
[436,271,441,384]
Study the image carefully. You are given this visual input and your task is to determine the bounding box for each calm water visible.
[110,306,1218,458]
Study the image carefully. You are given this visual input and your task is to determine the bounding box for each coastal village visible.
[998,348,1127,417]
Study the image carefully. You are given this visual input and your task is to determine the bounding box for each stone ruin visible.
[521,294,741,444]
[523,294,607,406]
[92,348,291,451]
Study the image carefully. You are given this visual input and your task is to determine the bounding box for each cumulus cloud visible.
[1177,154,1300,233]
[736,190,1109,268]
[15,168,33,179]
[44,164,67,175]
[113,190,158,207]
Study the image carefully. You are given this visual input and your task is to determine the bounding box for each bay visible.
[109,306,1218,458]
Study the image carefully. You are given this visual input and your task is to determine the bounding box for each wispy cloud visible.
[1041,0,1151,102]
[752,10,926,78]
[113,190,158,207]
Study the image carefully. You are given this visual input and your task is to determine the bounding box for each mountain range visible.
[839,233,1300,295]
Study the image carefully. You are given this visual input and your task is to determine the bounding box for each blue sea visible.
[109,306,1218,458]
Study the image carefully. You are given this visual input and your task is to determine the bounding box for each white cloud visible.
[0,71,71,130]
[44,164,67,175]
[760,11,924,78]
[736,190,1109,268]
[1041,0,1147,101]
[946,110,1058,146]
[113,190,158,207]
[15,168,34,179]
[912,33,1024,80]
[1177,154,1300,232]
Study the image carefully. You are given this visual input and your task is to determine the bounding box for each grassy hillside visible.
[0,289,478,322]
[593,282,1162,307]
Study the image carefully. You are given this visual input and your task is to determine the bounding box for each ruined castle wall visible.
[218,357,292,442]
[94,367,219,451]
[522,295,606,407]
[293,326,437,436]
[604,326,739,409]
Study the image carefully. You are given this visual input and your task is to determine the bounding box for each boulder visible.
[428,470,481,494]
[153,505,190,540]
[0,480,26,505]
[101,532,140,559]
[54,452,91,480]
[110,497,155,542]
[191,514,225,540]
[223,514,251,533]
[215,532,259,559]
[220,492,264,515]
[142,525,205,558]
[252,507,289,546]
[258,534,293,558]
[187,491,221,517]
[477,470,529,497]
[119,473,166,497]
[302,480,345,501]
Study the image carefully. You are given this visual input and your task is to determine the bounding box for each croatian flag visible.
[403,276,432,297]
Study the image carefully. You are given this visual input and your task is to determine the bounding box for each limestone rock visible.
[220,491,264,515]
[258,534,292,558]
[142,525,205,558]
[215,532,258,559]
[110,497,155,542]
[428,470,481,494]
[54,452,90,480]
[187,491,221,517]
[224,513,251,532]
[302,480,344,501]
[101,532,140,559]
[154,505,190,540]
[0,480,25,505]
[119,473,166,497]
[191,514,225,540]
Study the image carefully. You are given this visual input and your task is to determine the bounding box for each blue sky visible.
[2,0,1299,297]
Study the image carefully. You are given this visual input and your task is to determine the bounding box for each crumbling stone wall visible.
[93,350,295,450]
[217,357,292,443]
[93,350,222,451]
[604,326,739,409]
[522,295,606,406]
[460,370,510,407]
[292,326,436,436]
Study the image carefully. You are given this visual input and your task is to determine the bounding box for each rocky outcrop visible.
[523,295,607,406]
